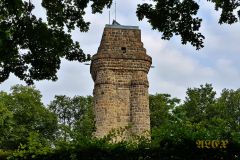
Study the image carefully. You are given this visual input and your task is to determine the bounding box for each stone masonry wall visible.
[90,24,152,139]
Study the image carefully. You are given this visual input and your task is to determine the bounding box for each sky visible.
[0,0,240,105]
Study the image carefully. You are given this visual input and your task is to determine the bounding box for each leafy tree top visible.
[0,0,239,84]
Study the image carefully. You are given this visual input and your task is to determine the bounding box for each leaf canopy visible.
[0,0,239,84]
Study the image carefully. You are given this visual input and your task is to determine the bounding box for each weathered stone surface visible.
[90,23,152,139]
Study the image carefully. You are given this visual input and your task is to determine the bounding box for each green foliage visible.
[136,0,240,50]
[6,133,240,160]
[0,85,58,150]
[1,84,240,159]
[169,84,240,143]
[0,101,14,147]
[0,150,13,160]
[73,96,95,138]
[137,0,204,49]
[176,84,216,123]
[149,93,180,128]
[7,132,53,160]
[0,0,96,84]
[7,130,152,160]
[151,84,240,158]
[216,89,240,129]
[49,95,95,141]
[1,1,240,83]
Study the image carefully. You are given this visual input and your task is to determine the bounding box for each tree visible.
[151,84,240,153]
[0,0,93,84]
[213,89,240,141]
[72,96,95,138]
[48,95,94,141]
[174,84,217,123]
[1,0,239,84]
[216,89,240,129]
[0,101,14,148]
[2,85,240,159]
[0,85,58,149]
[137,0,240,50]
[149,93,180,128]
[171,84,240,142]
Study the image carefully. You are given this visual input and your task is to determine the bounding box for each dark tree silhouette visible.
[0,0,239,84]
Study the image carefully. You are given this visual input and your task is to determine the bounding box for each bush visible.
[5,136,240,160]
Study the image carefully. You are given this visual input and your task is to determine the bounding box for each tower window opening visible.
[121,47,126,53]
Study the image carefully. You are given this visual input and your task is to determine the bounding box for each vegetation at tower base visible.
[1,1,240,84]
[1,84,240,159]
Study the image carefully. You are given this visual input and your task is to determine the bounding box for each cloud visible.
[213,59,240,88]
[147,43,217,99]
[33,60,94,104]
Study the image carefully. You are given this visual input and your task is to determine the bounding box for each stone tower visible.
[90,22,152,139]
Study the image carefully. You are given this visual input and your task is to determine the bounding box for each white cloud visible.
[33,60,94,104]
